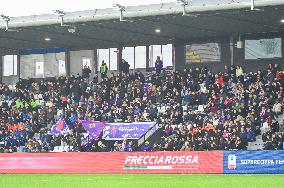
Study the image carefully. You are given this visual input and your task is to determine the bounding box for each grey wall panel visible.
[19,52,65,79]
[70,50,95,78]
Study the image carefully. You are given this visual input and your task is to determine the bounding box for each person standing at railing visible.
[121,59,130,75]
[124,140,135,152]
[100,60,108,79]
[140,141,152,151]
[155,56,163,74]
[82,65,91,82]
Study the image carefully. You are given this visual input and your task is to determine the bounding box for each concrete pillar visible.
[94,49,98,73]
[146,45,150,71]
[220,39,231,68]
[108,48,111,70]
[17,55,20,81]
[133,47,136,70]
[149,45,153,67]
[117,47,122,72]
[0,55,3,83]
[172,45,176,71]
[234,39,245,68]
[65,50,71,77]
[230,36,234,66]
[173,43,185,71]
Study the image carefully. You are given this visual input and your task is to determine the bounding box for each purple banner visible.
[81,120,106,140]
[102,122,156,140]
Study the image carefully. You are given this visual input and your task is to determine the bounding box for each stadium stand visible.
[0,63,284,153]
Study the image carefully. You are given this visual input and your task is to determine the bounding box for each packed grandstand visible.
[0,63,283,153]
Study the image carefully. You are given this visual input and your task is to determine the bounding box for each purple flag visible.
[102,122,156,140]
[143,83,150,94]
[51,117,70,135]
[81,120,106,140]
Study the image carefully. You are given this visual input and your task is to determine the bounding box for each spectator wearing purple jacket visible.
[140,141,152,151]
[155,56,163,74]
[124,140,135,152]
[133,106,142,116]
[112,94,122,106]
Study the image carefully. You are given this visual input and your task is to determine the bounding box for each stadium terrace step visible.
[247,145,263,150]
[16,146,25,152]
[51,146,73,152]
[255,135,262,140]
[247,135,264,150]
[248,142,263,147]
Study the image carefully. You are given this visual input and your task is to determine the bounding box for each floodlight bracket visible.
[1,15,11,31]
[113,4,129,22]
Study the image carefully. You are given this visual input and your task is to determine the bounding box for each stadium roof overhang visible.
[0,0,284,54]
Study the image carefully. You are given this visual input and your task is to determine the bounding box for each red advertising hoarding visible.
[0,151,223,174]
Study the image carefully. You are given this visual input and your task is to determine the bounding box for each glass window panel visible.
[13,55,18,75]
[122,47,135,69]
[151,45,162,67]
[3,55,17,76]
[110,48,118,71]
[135,46,146,69]
[162,44,173,67]
[97,49,109,71]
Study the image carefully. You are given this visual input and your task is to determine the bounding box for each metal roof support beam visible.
[113,4,126,22]
[1,0,284,29]
[65,50,71,76]
[251,0,255,10]
[0,15,10,31]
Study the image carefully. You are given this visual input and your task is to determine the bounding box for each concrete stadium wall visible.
[179,33,284,73]
[173,45,185,71]
[19,52,65,79]
[1,50,96,85]
[0,56,2,83]
[174,38,231,73]
[1,76,19,87]
[70,50,96,78]
[233,34,284,72]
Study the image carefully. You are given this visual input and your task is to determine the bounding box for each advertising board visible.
[224,151,284,174]
[0,151,223,174]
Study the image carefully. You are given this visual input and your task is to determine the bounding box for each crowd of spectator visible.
[0,61,283,153]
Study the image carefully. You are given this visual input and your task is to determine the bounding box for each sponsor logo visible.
[240,159,284,165]
[228,155,236,170]
[125,155,198,165]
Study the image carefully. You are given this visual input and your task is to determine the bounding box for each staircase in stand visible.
[247,114,284,150]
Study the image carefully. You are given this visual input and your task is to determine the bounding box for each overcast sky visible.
[0,0,174,17]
